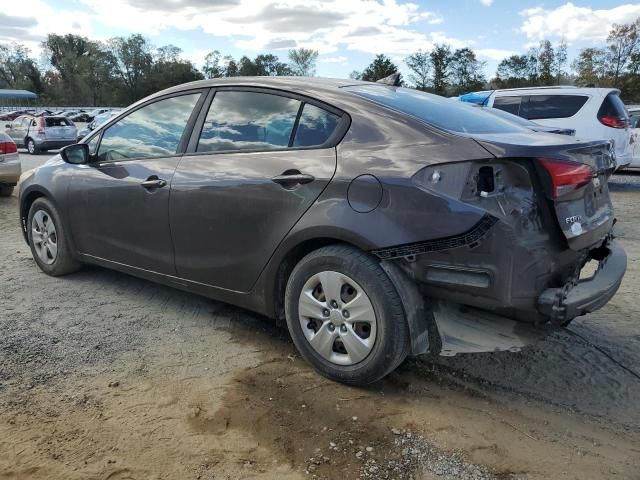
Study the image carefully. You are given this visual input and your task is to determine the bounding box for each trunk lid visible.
[472,132,616,251]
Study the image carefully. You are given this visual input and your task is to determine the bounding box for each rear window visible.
[344,85,529,135]
[493,96,523,116]
[521,95,588,120]
[598,93,628,119]
[45,117,71,127]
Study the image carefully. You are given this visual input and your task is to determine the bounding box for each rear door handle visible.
[141,177,167,189]
[271,172,315,186]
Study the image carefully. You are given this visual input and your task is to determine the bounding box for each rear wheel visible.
[285,244,410,386]
[0,184,14,197]
[27,197,81,276]
[26,138,37,155]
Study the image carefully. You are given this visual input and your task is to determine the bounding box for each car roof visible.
[493,86,620,96]
[147,76,369,103]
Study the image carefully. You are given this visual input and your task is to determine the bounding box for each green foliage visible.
[288,48,319,76]
[405,50,430,91]
[360,54,398,82]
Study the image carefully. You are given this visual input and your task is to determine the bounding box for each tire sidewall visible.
[27,198,76,275]
[285,247,408,385]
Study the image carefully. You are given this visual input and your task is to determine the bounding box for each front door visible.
[67,92,203,274]
[170,89,343,292]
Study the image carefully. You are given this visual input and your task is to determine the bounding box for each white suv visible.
[482,87,632,169]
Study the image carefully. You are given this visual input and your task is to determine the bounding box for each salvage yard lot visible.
[1,153,639,480]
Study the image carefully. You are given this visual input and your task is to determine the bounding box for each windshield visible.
[344,85,530,135]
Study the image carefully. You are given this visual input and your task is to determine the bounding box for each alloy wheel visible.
[31,210,58,265]
[27,140,35,154]
[298,271,377,365]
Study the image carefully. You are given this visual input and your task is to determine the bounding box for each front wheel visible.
[285,244,410,386]
[27,197,81,276]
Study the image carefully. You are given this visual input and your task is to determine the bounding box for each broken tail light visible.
[538,158,593,198]
[0,141,17,154]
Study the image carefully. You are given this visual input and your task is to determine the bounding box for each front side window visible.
[522,95,589,120]
[197,91,301,152]
[293,103,340,147]
[97,93,200,162]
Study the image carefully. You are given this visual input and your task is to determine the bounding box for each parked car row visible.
[17,76,627,385]
[458,86,638,169]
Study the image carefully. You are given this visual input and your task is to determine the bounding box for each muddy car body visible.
[18,77,627,384]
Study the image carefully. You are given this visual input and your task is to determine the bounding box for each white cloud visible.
[476,48,516,61]
[520,2,640,42]
[319,56,348,64]
[480,0,494,6]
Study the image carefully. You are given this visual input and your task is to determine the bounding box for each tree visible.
[607,20,640,85]
[0,43,43,94]
[537,40,555,86]
[449,48,486,94]
[555,39,568,84]
[361,54,398,82]
[203,50,226,78]
[148,44,203,93]
[288,48,318,76]
[430,44,451,95]
[349,70,362,80]
[109,34,153,102]
[405,50,430,91]
[224,56,239,76]
[495,53,538,88]
[573,47,608,86]
[254,54,292,76]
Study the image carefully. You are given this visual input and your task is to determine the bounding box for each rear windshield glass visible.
[598,93,627,118]
[344,85,529,134]
[521,95,588,120]
[45,117,71,127]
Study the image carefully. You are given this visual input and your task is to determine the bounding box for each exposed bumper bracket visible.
[538,240,627,324]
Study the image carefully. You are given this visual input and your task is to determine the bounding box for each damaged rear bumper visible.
[538,240,627,324]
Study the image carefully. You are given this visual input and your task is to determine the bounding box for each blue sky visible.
[2,1,640,80]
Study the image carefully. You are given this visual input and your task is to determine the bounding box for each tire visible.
[26,138,38,155]
[285,244,410,386]
[27,197,81,276]
[0,184,14,197]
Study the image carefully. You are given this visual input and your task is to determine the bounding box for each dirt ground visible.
[1,153,639,480]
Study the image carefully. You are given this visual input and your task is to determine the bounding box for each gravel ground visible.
[0,153,639,480]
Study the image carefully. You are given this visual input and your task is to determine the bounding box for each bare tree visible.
[405,50,430,91]
[288,48,319,76]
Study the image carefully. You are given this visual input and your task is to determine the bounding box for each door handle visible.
[271,171,315,187]
[141,177,167,189]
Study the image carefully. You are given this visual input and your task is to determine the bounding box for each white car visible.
[481,87,632,169]
[627,106,640,167]
[0,131,21,196]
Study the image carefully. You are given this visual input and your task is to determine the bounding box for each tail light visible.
[0,141,17,154]
[599,115,628,129]
[538,158,593,198]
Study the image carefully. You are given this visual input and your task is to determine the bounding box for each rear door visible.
[170,88,343,292]
[67,91,204,274]
[7,116,27,146]
[45,117,76,142]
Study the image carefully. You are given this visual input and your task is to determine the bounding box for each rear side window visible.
[345,85,529,134]
[198,91,301,152]
[521,95,588,120]
[97,93,200,162]
[293,103,340,147]
[45,117,71,127]
[598,93,627,119]
[493,96,523,116]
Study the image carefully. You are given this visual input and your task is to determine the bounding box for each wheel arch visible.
[255,228,375,322]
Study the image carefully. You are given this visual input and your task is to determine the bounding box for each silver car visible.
[5,115,77,154]
[0,131,20,196]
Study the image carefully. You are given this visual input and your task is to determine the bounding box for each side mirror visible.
[61,143,89,165]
